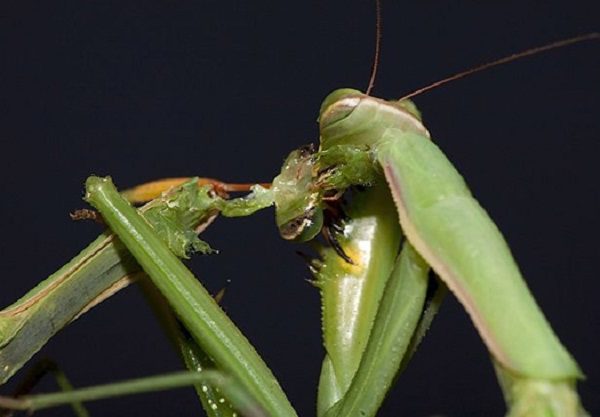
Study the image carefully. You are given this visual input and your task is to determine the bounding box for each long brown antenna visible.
[365,0,382,96]
[399,32,599,101]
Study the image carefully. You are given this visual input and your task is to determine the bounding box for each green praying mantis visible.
[0,14,597,417]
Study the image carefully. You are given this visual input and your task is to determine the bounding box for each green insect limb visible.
[0,233,142,385]
[314,182,402,415]
[1,178,272,415]
[0,370,266,416]
[0,180,219,386]
[324,241,430,417]
[319,89,585,416]
[139,278,239,417]
[142,179,261,417]
[378,134,581,377]
[0,359,90,417]
[396,278,447,375]
[218,184,274,218]
[495,364,589,417]
[43,363,90,417]
[84,176,296,417]
[178,335,241,417]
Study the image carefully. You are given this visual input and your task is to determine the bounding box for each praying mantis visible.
[1,2,599,416]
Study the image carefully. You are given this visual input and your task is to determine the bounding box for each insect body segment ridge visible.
[319,90,430,151]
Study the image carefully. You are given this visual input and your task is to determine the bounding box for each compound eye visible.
[318,88,364,128]
[280,207,324,242]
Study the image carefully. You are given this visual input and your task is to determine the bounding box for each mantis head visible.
[272,145,324,241]
[319,89,427,152]
[272,89,426,243]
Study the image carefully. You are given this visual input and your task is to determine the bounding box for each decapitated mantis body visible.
[1,3,600,416]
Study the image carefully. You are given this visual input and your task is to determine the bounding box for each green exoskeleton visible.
[271,88,585,417]
[1,33,596,417]
[0,94,589,417]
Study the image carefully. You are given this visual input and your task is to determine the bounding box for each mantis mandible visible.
[1,2,600,412]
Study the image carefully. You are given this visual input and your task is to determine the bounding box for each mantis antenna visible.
[399,32,599,101]
[365,0,382,96]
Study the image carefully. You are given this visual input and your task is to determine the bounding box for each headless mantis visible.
[0,2,596,415]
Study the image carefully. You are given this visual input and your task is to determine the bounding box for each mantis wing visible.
[376,131,580,379]
[376,130,584,416]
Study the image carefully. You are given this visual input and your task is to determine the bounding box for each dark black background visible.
[1,1,598,416]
